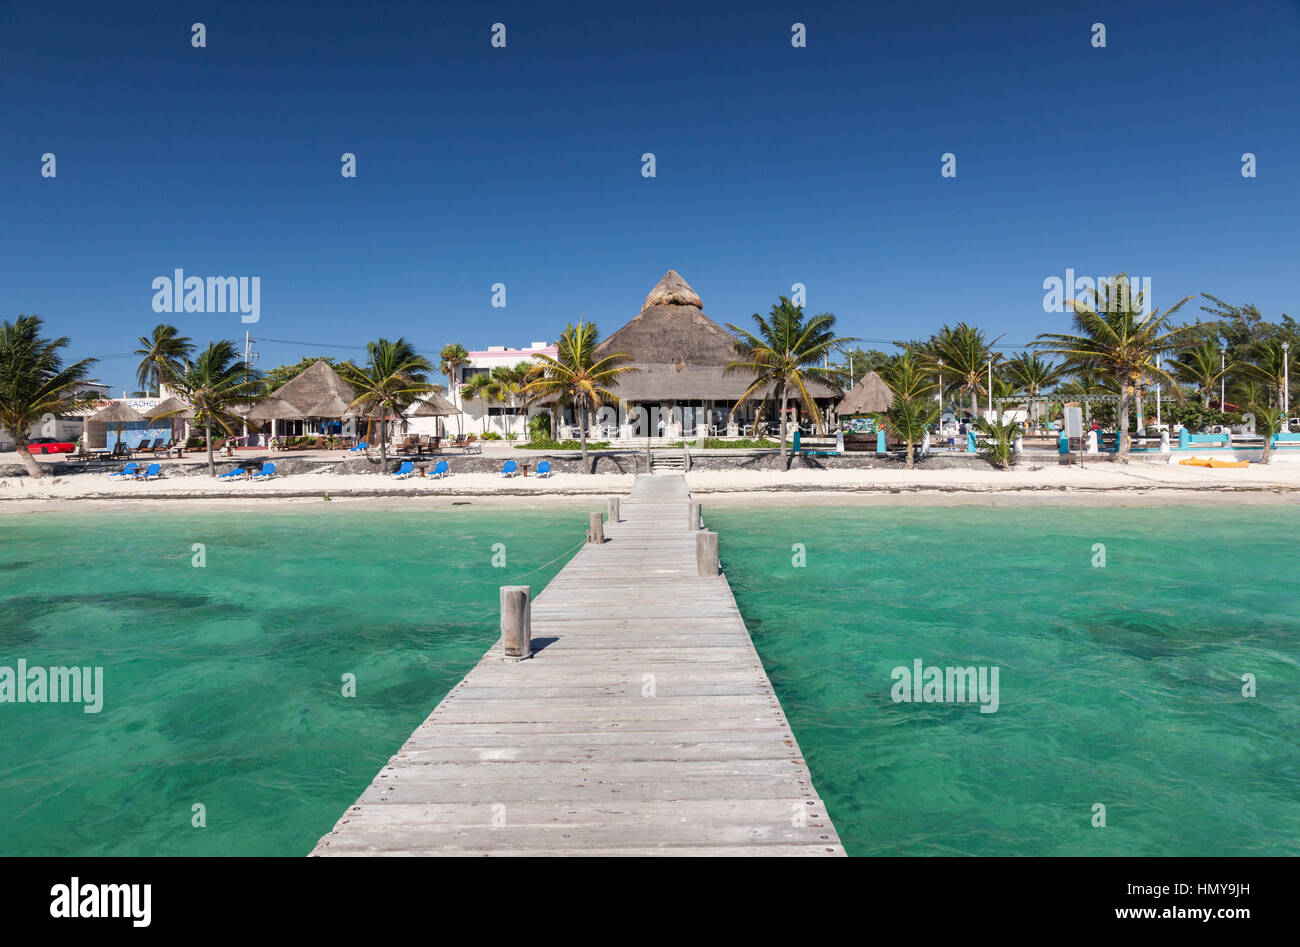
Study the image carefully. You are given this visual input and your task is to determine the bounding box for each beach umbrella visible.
[408,390,457,416]
[836,371,894,416]
[89,401,146,450]
[145,397,196,446]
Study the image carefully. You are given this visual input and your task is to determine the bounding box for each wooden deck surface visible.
[311,473,844,856]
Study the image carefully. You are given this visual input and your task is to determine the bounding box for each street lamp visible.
[1155,353,1162,428]
[1220,345,1227,413]
[1284,341,1291,429]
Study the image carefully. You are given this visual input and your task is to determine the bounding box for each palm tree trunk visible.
[579,403,590,473]
[205,422,215,477]
[1261,432,1274,465]
[777,384,789,462]
[379,408,389,469]
[1118,385,1132,454]
[905,436,915,470]
[14,439,42,478]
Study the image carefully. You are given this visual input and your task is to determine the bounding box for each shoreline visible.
[2,482,1298,513]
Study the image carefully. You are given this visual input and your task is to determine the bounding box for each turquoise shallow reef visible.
[1,502,1296,856]
[709,503,1300,856]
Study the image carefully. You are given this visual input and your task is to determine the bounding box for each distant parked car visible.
[25,437,76,454]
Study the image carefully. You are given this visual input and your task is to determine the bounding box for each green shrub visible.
[481,431,502,440]
[516,438,610,450]
[667,438,777,450]
[527,412,551,441]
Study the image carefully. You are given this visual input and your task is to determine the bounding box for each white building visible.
[443,342,557,437]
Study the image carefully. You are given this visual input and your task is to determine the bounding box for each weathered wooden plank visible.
[311,473,843,856]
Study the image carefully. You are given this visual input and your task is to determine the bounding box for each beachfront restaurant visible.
[573,270,842,440]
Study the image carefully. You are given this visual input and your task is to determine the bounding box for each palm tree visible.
[0,315,99,477]
[1167,341,1234,407]
[1240,340,1292,411]
[493,362,533,437]
[338,338,434,470]
[724,296,853,462]
[1035,275,1191,453]
[924,323,1000,418]
[165,340,264,476]
[134,324,194,397]
[1252,403,1285,465]
[460,369,503,433]
[871,352,939,469]
[523,321,635,472]
[1004,352,1060,428]
[439,343,469,437]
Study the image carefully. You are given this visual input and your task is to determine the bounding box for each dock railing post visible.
[588,511,605,544]
[500,585,532,661]
[608,497,620,523]
[688,500,702,530]
[696,530,719,576]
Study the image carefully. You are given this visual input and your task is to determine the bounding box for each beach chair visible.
[501,459,518,477]
[347,442,368,454]
[465,434,482,455]
[107,462,139,480]
[217,467,247,480]
[431,460,449,478]
[391,460,415,479]
[535,460,552,478]
[249,462,276,481]
[135,462,162,481]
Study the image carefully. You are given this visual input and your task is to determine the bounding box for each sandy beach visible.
[3,453,1299,511]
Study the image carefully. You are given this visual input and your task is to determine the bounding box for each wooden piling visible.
[499,585,531,662]
[587,511,605,544]
[688,500,702,530]
[696,530,719,576]
[607,496,621,523]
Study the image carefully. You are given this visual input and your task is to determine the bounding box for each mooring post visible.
[696,531,719,576]
[607,496,620,523]
[688,500,702,530]
[500,585,532,661]
[588,511,605,544]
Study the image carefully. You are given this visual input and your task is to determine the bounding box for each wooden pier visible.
[311,474,844,856]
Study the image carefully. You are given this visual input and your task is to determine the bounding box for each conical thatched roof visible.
[837,371,894,415]
[144,397,195,420]
[245,396,303,421]
[593,270,840,403]
[272,359,357,417]
[408,389,457,416]
[89,401,146,423]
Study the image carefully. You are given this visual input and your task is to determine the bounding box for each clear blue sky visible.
[2,0,1297,392]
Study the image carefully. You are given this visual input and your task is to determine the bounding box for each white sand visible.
[2,455,1299,511]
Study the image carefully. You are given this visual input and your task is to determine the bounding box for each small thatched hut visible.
[836,371,894,416]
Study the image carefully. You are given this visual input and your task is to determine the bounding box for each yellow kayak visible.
[1179,456,1249,468]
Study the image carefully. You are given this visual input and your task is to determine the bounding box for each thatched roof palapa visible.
[408,389,458,417]
[245,396,303,421]
[88,401,146,423]
[144,397,195,420]
[836,371,895,415]
[593,270,840,403]
[269,359,358,418]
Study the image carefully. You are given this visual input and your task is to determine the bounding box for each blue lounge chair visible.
[347,442,368,453]
[217,467,247,480]
[108,462,139,480]
[391,461,414,479]
[135,463,162,481]
[431,460,449,478]
[535,460,552,478]
[501,460,518,477]
[249,462,276,481]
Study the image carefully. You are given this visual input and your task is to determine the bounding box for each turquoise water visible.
[709,504,1300,856]
[0,505,589,855]
[2,503,1297,856]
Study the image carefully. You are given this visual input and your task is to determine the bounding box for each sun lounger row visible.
[107,462,162,480]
